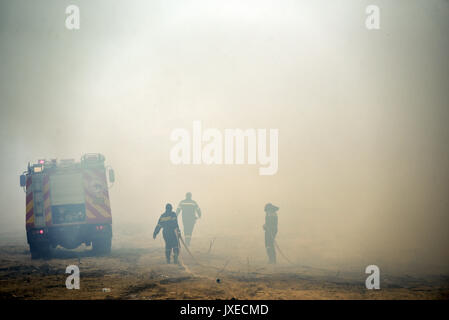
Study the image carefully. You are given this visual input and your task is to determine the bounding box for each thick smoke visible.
[1,0,448,274]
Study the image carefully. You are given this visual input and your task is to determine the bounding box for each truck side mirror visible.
[108,169,115,183]
[20,174,26,187]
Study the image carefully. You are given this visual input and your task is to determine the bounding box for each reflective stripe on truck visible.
[83,169,112,223]
[25,175,34,228]
[43,175,52,226]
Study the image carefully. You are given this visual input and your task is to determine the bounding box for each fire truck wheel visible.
[29,243,41,260]
[40,243,53,260]
[29,242,52,260]
[93,237,111,255]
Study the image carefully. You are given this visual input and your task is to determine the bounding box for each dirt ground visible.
[0,228,448,300]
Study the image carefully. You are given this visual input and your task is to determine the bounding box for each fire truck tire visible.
[40,243,52,260]
[29,243,41,260]
[29,242,52,260]
[93,237,111,255]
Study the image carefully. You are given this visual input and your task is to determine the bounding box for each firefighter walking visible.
[263,203,279,264]
[153,203,180,264]
[176,192,202,246]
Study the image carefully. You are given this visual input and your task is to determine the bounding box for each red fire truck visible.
[20,154,115,259]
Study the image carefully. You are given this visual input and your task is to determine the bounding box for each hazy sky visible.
[1,0,448,272]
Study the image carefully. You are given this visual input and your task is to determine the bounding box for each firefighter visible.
[153,203,180,264]
[176,192,202,246]
[263,203,279,264]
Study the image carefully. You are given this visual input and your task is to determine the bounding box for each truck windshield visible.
[50,173,86,224]
[50,173,84,205]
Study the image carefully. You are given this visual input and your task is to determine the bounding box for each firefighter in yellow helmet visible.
[176,192,201,246]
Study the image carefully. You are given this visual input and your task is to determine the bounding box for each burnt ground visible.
[0,229,448,300]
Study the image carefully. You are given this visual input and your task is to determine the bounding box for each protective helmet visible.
[264,203,279,212]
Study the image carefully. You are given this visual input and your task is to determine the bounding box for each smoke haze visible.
[1,0,449,274]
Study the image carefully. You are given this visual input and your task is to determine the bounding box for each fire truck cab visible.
[20,153,115,259]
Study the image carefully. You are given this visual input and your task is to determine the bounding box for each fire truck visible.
[20,154,115,259]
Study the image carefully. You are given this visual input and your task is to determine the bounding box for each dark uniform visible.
[176,192,201,246]
[153,203,180,264]
[263,203,279,264]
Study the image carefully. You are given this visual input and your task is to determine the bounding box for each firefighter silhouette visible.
[263,203,279,264]
[153,203,180,264]
[176,192,201,246]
